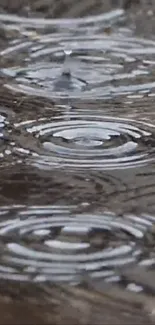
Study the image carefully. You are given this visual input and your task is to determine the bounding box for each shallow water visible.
[0,0,155,302]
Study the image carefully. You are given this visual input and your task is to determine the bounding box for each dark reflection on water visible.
[0,0,155,312]
[0,164,129,208]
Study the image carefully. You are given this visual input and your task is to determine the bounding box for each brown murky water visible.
[1,0,155,323]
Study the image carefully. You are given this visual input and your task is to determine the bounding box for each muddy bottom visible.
[1,0,155,323]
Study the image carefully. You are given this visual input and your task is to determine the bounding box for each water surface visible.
[0,0,155,306]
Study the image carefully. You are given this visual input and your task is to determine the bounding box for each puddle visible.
[0,0,155,322]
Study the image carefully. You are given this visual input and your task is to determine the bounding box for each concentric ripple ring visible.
[0,205,154,283]
[14,114,155,171]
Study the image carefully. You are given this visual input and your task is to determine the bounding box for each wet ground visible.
[1,0,155,323]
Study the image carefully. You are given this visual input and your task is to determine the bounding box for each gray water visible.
[0,1,155,294]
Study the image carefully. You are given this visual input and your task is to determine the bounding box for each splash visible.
[2,8,155,100]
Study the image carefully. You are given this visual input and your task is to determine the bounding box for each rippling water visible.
[11,109,155,170]
[0,204,154,285]
[3,24,155,100]
[2,8,155,100]
[0,0,155,298]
